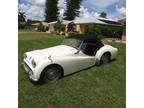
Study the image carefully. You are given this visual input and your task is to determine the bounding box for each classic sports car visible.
[24,34,118,84]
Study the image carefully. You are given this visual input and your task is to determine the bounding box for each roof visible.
[41,22,49,26]
[118,18,126,23]
[62,20,72,25]
[47,17,123,27]
[73,17,107,25]
[48,21,57,25]
[66,34,104,45]
[118,18,126,26]
[31,23,40,26]
[97,17,117,22]
[47,20,72,25]
[98,19,122,26]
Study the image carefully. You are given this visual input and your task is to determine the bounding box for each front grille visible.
[24,53,27,59]
[24,62,32,72]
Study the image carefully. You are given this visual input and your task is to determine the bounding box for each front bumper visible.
[24,62,39,82]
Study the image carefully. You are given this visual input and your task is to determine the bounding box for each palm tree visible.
[18,12,26,22]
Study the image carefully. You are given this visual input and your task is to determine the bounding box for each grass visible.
[18,32,126,108]
[18,29,37,32]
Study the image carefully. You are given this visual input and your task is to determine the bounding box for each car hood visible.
[26,45,77,61]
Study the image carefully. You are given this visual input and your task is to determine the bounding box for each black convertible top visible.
[67,34,104,46]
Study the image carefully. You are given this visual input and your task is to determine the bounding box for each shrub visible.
[25,20,32,30]
[67,22,76,32]
[68,31,80,36]
[54,21,65,33]
[18,22,26,29]
[85,24,104,39]
[85,24,123,39]
[37,23,45,32]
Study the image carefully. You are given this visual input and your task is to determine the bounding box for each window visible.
[81,43,100,56]
[61,38,82,49]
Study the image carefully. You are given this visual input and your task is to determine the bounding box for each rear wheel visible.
[40,65,62,84]
[100,53,111,65]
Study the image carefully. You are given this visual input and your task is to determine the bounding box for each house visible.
[46,21,57,33]
[46,20,71,34]
[31,22,49,31]
[73,17,107,34]
[64,17,123,36]
[31,23,40,30]
[118,18,126,41]
[62,18,109,36]
[36,17,123,37]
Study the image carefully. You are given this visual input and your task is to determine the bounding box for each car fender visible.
[51,56,78,76]
[33,59,53,80]
[34,56,77,79]
[95,45,117,61]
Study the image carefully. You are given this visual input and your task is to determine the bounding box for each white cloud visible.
[18,3,30,12]
[58,0,66,9]
[18,0,67,21]
[86,0,119,8]
[27,0,46,6]
[116,6,126,16]
[76,6,99,19]
[19,0,125,21]
[77,6,120,21]
[108,6,126,20]
[19,3,45,21]
[58,0,67,19]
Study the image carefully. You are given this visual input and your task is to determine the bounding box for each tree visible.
[54,20,65,33]
[64,0,82,20]
[18,12,26,22]
[67,22,76,32]
[85,24,104,39]
[25,19,32,30]
[45,0,59,22]
[85,24,123,39]
[99,12,107,18]
[38,23,45,32]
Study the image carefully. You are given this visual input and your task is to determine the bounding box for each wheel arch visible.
[40,64,64,78]
[101,51,111,59]
[102,51,111,57]
[96,51,111,65]
[96,44,115,60]
[96,50,111,60]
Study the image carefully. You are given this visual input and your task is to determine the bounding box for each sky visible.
[18,0,126,21]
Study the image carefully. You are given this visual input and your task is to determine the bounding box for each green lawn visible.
[18,32,126,108]
[18,29,37,32]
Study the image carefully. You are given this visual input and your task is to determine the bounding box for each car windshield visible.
[61,38,82,49]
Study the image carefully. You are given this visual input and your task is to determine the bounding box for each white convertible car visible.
[24,34,118,84]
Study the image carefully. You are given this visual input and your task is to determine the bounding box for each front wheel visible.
[100,53,111,65]
[40,65,62,84]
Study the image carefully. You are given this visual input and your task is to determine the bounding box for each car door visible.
[74,51,96,71]
[74,42,102,71]
[60,43,97,75]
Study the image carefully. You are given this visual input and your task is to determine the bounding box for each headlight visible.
[31,59,36,68]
